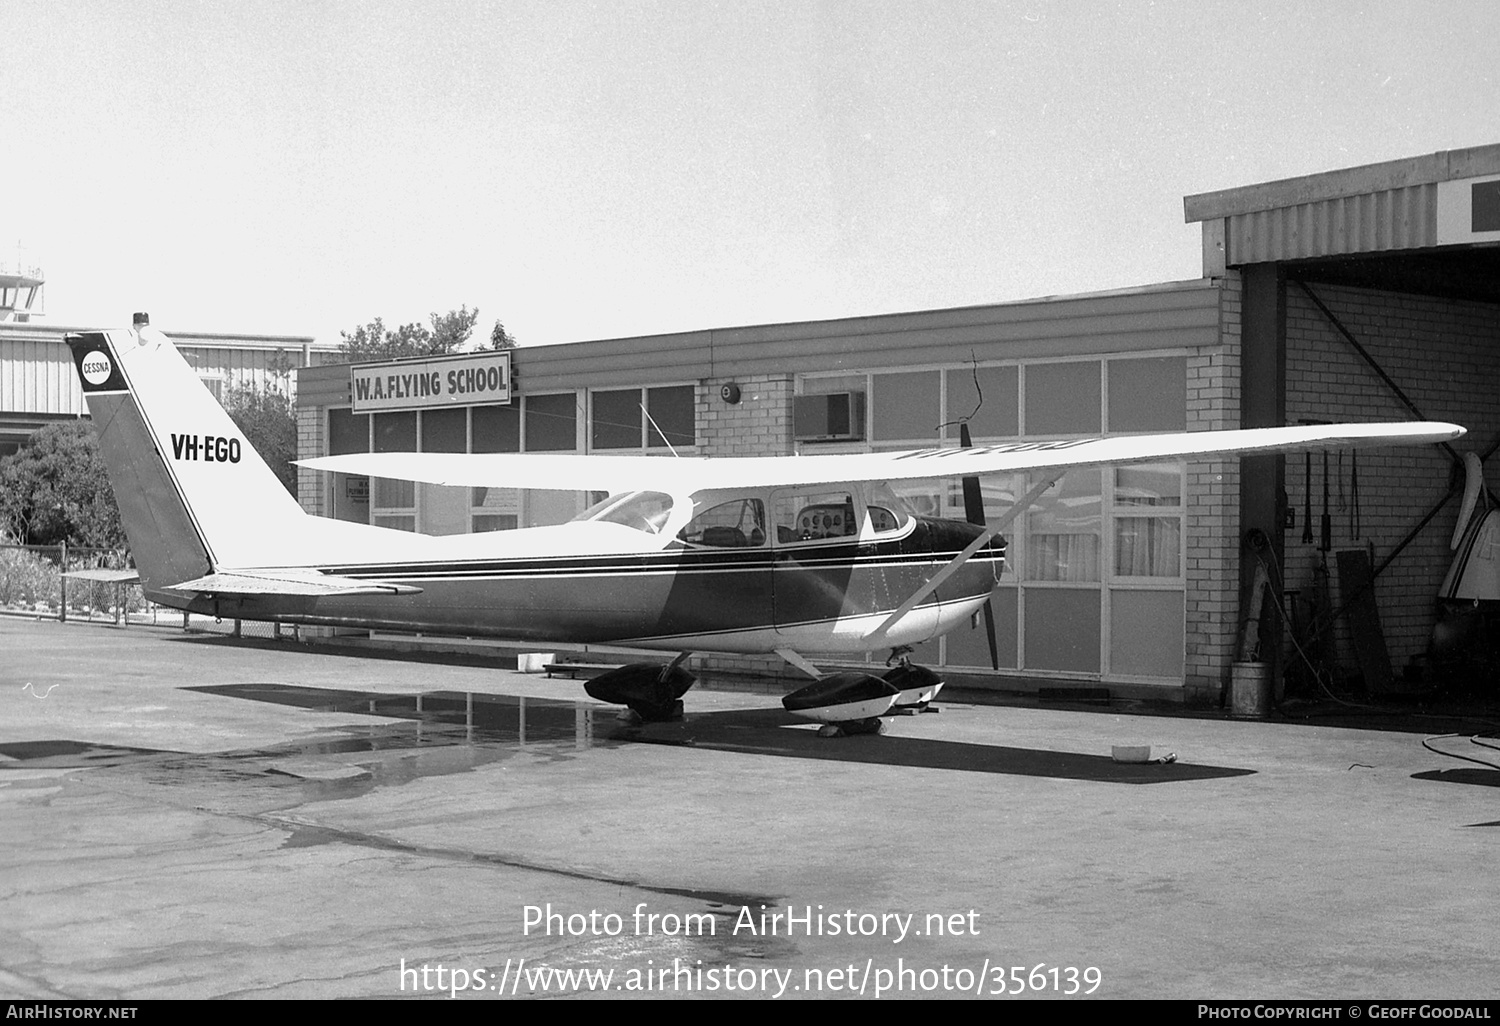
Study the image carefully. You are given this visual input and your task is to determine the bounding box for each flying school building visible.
[296,145,1500,702]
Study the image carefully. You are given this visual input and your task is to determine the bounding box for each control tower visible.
[0,256,44,322]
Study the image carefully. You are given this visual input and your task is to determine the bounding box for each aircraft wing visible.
[297,421,1464,492]
[161,569,423,597]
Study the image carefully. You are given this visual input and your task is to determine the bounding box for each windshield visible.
[571,491,677,535]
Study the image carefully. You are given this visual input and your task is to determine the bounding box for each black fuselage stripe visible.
[307,552,1006,581]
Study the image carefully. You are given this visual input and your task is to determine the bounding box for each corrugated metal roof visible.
[1184,144,1500,266]
[1,324,336,416]
[1227,184,1437,263]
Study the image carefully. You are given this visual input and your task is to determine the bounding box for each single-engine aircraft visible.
[66,319,1464,734]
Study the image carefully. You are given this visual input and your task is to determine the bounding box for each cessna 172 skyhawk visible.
[66,320,1463,733]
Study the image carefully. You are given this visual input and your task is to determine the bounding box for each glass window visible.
[1115,518,1182,577]
[872,371,940,442]
[944,365,1018,440]
[473,404,520,453]
[373,411,417,452]
[591,389,642,449]
[1108,357,1186,433]
[373,457,415,533]
[330,472,368,524]
[472,487,520,532]
[421,408,467,452]
[773,490,857,545]
[891,478,944,520]
[373,478,414,508]
[1025,469,1100,582]
[473,513,518,532]
[328,408,369,455]
[647,386,696,448]
[1112,463,1181,578]
[525,393,577,451]
[575,491,676,535]
[1025,363,1100,435]
[865,482,916,536]
[867,506,900,533]
[1115,465,1182,506]
[678,499,766,548]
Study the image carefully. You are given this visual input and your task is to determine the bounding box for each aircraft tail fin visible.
[66,321,310,596]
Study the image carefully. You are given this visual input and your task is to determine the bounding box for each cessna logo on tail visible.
[171,433,242,464]
[81,352,113,385]
[72,341,128,393]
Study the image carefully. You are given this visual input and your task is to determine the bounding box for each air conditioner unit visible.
[794,391,866,442]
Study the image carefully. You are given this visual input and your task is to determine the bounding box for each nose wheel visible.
[886,645,915,668]
[883,657,944,714]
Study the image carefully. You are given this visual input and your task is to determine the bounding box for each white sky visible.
[3,1,1496,347]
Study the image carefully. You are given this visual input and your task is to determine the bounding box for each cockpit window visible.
[773,490,857,544]
[678,498,766,548]
[572,491,676,534]
[867,506,900,533]
[866,483,916,537]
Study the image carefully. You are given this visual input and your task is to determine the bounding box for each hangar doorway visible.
[1187,146,1500,701]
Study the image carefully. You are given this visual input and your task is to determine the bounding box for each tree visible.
[337,306,483,361]
[224,383,298,496]
[432,306,481,352]
[487,319,518,350]
[0,420,125,548]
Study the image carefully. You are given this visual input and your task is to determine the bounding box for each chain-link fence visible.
[0,543,282,637]
[0,543,140,623]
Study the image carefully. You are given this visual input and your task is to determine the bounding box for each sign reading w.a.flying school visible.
[350,352,512,413]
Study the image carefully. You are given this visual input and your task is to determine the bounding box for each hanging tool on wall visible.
[1308,448,1337,680]
[1302,450,1314,544]
[1321,450,1333,554]
[1350,449,1361,540]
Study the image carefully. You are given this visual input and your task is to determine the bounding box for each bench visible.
[543,661,622,680]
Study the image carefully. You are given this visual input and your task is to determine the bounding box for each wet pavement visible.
[2,616,1497,1000]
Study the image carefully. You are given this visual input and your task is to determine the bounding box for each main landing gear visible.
[583,653,695,724]
[582,648,946,738]
[883,646,946,714]
[780,647,946,738]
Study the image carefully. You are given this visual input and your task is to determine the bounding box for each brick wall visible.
[296,407,324,516]
[1283,282,1500,672]
[1183,274,1243,702]
[697,375,794,457]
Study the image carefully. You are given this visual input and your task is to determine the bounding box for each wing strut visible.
[774,648,823,680]
[871,472,1063,644]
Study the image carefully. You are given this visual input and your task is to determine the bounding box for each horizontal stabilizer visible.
[163,569,422,597]
[62,568,141,584]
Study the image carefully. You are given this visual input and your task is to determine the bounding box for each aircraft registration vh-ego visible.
[66,317,1464,736]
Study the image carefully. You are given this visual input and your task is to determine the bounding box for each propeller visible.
[959,422,1000,670]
